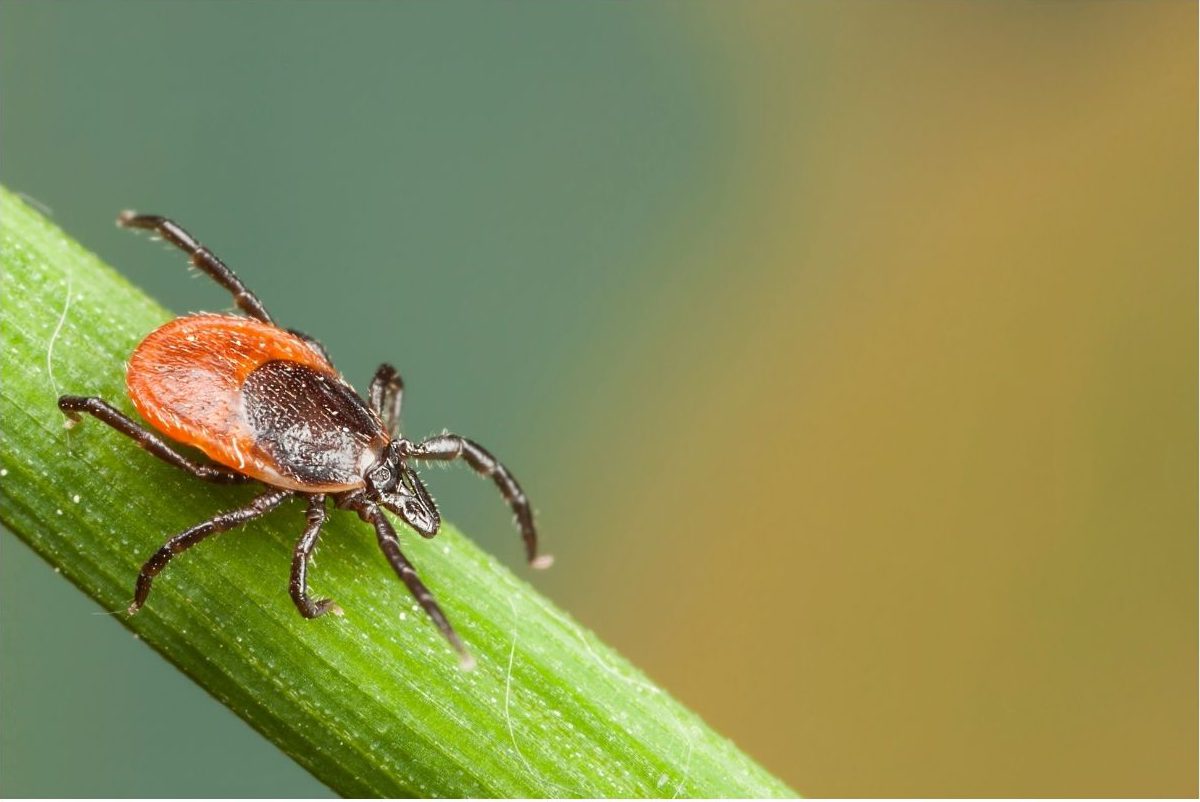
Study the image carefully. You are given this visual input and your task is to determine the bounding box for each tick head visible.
[380,464,440,537]
[367,443,440,536]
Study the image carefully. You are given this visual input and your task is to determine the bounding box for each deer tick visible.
[58,212,550,668]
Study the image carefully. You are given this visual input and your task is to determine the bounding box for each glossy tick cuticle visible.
[57,211,550,666]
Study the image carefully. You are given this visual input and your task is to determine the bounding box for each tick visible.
[58,212,550,668]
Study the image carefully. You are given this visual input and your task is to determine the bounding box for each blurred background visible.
[1,1,1195,796]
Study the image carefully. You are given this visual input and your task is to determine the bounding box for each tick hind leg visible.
[129,488,291,614]
[290,494,342,618]
[368,363,404,435]
[118,211,275,324]
[361,501,473,669]
[58,396,250,484]
[409,433,550,569]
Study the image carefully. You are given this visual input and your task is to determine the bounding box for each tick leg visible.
[290,494,341,618]
[130,488,291,613]
[117,211,275,324]
[57,396,250,484]
[362,501,473,669]
[368,363,404,435]
[408,434,550,569]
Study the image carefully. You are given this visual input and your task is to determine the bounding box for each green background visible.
[1,1,1195,796]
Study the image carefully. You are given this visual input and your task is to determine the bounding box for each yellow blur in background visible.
[1,1,1194,796]
[554,3,1196,796]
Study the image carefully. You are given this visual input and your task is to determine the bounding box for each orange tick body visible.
[59,212,549,668]
[128,314,383,492]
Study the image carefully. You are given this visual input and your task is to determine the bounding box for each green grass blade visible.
[0,187,795,798]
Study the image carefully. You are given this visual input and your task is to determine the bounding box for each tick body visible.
[127,315,382,492]
[59,212,550,667]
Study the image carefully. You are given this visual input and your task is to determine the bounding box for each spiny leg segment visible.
[118,211,275,324]
[360,500,473,669]
[130,488,292,613]
[368,363,404,436]
[290,494,342,618]
[119,210,341,364]
[58,395,251,484]
[409,433,550,568]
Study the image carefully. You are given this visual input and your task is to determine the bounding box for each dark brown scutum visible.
[242,360,384,487]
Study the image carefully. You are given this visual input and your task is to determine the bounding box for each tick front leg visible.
[130,488,291,613]
[58,396,250,484]
[368,363,404,436]
[117,211,275,324]
[290,494,342,618]
[361,501,473,670]
[408,433,550,569]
